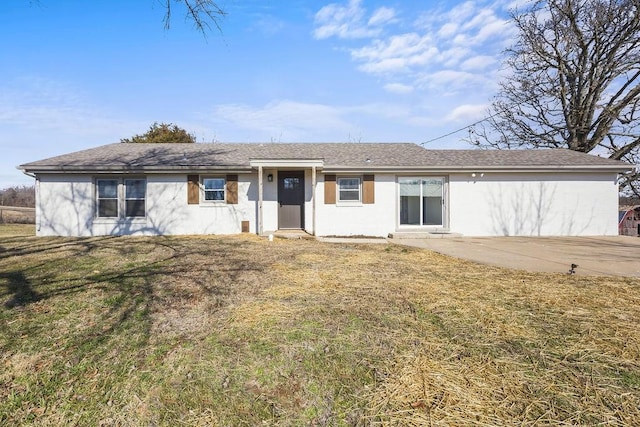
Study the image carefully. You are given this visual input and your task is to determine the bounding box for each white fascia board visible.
[323,165,634,174]
[20,166,255,174]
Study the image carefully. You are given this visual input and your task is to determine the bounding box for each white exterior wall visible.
[36,174,95,236]
[261,168,279,233]
[36,173,258,236]
[315,173,396,237]
[35,170,621,237]
[449,172,620,236]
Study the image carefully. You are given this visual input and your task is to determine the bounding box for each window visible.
[97,180,119,217]
[125,179,146,217]
[96,178,146,218]
[283,176,301,190]
[203,177,226,202]
[399,177,445,226]
[337,177,361,202]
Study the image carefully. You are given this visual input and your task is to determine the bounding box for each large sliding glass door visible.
[399,177,445,227]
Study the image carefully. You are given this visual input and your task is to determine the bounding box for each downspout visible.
[258,165,263,236]
[20,170,39,233]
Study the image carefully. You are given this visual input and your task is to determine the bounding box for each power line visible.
[420,109,504,146]
[421,92,543,146]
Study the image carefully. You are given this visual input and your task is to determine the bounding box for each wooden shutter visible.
[226,174,238,204]
[363,174,375,204]
[187,175,199,205]
[324,174,336,204]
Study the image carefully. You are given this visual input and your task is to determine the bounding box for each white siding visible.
[36,170,621,237]
[449,172,620,236]
[36,173,258,236]
[36,174,94,236]
[315,174,396,237]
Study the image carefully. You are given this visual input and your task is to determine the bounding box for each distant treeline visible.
[0,185,35,208]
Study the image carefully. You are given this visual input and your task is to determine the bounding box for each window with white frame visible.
[203,177,226,202]
[96,178,146,218]
[97,179,119,217]
[337,177,361,202]
[125,179,146,217]
[399,177,444,226]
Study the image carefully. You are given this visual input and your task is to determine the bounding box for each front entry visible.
[278,171,305,229]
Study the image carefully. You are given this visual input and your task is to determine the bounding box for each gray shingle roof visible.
[19,142,633,173]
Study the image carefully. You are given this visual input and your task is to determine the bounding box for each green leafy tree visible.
[473,0,640,195]
[121,122,196,143]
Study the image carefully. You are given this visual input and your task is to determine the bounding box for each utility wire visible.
[420,108,504,146]
[420,91,545,146]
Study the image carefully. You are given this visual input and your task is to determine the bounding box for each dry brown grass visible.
[0,225,639,425]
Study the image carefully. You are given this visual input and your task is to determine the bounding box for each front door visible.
[278,171,305,229]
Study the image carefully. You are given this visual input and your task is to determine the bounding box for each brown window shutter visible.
[187,175,200,204]
[363,174,375,204]
[324,174,336,204]
[226,174,238,204]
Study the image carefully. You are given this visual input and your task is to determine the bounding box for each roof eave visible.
[323,165,634,173]
[19,165,254,174]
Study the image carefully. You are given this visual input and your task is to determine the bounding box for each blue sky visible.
[1,0,520,187]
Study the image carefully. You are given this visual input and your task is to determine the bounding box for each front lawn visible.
[1,224,639,425]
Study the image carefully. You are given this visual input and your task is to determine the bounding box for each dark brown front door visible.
[278,171,305,229]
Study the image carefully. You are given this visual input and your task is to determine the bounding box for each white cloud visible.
[460,55,497,71]
[438,22,458,38]
[384,83,414,94]
[313,0,396,40]
[207,100,354,141]
[368,7,396,26]
[351,33,438,74]
[0,76,139,139]
[201,100,444,142]
[444,103,488,122]
[417,69,490,92]
[314,0,514,97]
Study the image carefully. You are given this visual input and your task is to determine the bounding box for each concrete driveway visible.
[391,236,640,277]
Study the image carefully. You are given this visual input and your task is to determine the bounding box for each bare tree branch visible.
[476,0,640,195]
[162,0,226,37]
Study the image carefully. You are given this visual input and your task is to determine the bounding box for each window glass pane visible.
[399,179,420,225]
[204,178,225,190]
[98,199,118,217]
[203,178,225,202]
[399,179,420,196]
[339,190,359,201]
[98,180,118,198]
[339,178,360,190]
[338,178,360,201]
[126,200,145,217]
[204,190,225,201]
[125,179,146,199]
[284,177,300,189]
[422,178,443,225]
[422,178,442,197]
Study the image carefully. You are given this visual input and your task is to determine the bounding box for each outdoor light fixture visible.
[267,174,273,182]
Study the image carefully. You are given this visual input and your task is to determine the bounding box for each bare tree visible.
[161,0,226,36]
[473,0,640,195]
[0,186,35,208]
[29,1,226,36]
